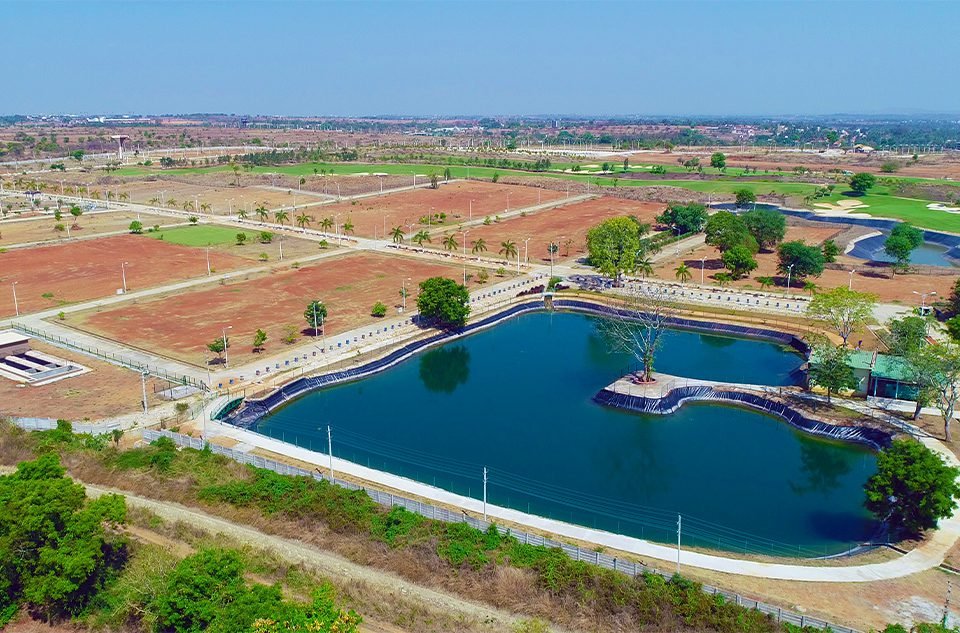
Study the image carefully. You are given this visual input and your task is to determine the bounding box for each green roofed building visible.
[809,349,918,401]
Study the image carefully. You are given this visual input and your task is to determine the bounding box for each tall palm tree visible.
[442,234,458,251]
[274,210,289,225]
[200,202,212,213]
[148,196,160,206]
[390,226,404,244]
[182,200,193,212]
[342,219,355,234]
[255,206,269,222]
[674,263,691,282]
[166,198,178,208]
[471,238,487,255]
[296,213,313,229]
[237,209,248,220]
[412,230,431,246]
[320,217,334,232]
[636,257,654,279]
[118,192,130,202]
[499,240,518,261]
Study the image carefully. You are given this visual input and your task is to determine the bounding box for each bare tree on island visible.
[600,282,676,384]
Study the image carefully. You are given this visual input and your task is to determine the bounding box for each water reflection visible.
[418,345,471,394]
[789,442,853,496]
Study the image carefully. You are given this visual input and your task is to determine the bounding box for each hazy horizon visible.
[6,0,959,117]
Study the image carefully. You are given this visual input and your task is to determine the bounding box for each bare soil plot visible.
[0,210,173,246]
[651,224,956,304]
[424,197,666,263]
[109,181,299,215]
[0,341,163,421]
[305,181,565,239]
[0,234,251,317]
[70,252,481,367]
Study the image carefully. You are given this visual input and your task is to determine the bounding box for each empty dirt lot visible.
[305,180,565,238]
[0,234,252,317]
[0,209,175,246]
[70,252,482,367]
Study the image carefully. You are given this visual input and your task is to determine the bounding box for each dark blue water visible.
[256,312,877,557]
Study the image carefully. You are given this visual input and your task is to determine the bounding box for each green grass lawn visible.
[813,190,960,233]
[147,224,247,247]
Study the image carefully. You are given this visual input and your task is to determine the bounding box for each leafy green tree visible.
[371,301,387,317]
[884,223,924,273]
[809,342,857,403]
[907,342,960,440]
[710,151,726,172]
[207,337,229,363]
[741,208,786,251]
[252,328,267,353]
[849,172,877,194]
[721,245,758,279]
[304,300,327,337]
[865,439,960,536]
[887,315,928,356]
[777,240,825,282]
[733,188,756,207]
[655,203,707,234]
[704,211,755,253]
[586,216,648,278]
[128,220,143,234]
[416,277,470,328]
[235,232,247,246]
[0,453,127,622]
[70,149,84,161]
[821,239,840,263]
[808,287,878,347]
[69,205,82,227]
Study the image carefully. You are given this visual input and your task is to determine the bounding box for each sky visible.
[5,0,959,117]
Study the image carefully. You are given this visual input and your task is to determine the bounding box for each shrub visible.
[371,301,388,317]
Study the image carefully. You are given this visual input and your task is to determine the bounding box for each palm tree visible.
[757,276,775,291]
[499,240,518,261]
[342,219,355,234]
[296,213,313,230]
[148,196,160,206]
[390,225,404,244]
[674,263,691,282]
[255,206,269,223]
[412,230,431,246]
[442,234,458,251]
[200,202,212,213]
[167,198,178,208]
[237,209,248,221]
[636,257,654,279]
[320,217,334,232]
[182,200,193,212]
[471,238,488,255]
[118,192,130,202]
[274,210,289,226]
[106,191,115,201]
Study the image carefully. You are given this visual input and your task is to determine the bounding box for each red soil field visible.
[72,252,479,367]
[653,225,956,304]
[0,234,251,317]
[305,180,565,239]
[423,197,666,264]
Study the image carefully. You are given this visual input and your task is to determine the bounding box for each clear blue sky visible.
[7,0,959,117]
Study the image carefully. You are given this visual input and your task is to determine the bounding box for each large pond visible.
[847,233,958,267]
[256,311,878,557]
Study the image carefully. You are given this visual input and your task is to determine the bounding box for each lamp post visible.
[700,257,707,285]
[460,230,469,285]
[121,261,129,293]
[469,199,473,221]
[523,237,531,265]
[401,277,411,312]
[913,290,937,313]
[141,371,149,413]
[222,325,232,367]
[848,269,856,290]
[11,282,18,317]
[206,247,211,276]
[786,264,794,292]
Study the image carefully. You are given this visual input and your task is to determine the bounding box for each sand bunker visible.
[928,202,960,213]
[813,199,870,213]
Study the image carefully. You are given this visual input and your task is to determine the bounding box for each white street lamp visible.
[460,230,469,285]
[222,325,233,366]
[11,282,19,317]
[523,237,531,266]
[700,257,707,285]
[121,261,129,293]
[206,247,211,276]
[913,290,937,313]
[786,264,794,292]
[848,269,856,290]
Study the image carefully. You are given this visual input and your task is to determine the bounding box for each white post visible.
[483,466,488,520]
[848,269,855,290]
[677,514,682,575]
[11,282,19,317]
[327,425,334,479]
[279,236,283,261]
[206,248,211,276]
[787,264,793,292]
[469,199,473,221]
[141,371,149,413]
[121,262,128,293]
[222,325,232,366]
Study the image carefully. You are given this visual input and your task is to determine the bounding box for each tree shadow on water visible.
[419,345,470,394]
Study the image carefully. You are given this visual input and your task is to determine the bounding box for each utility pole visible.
[676,514,682,575]
[141,371,149,413]
[482,467,488,520]
[944,580,953,628]
[327,425,334,479]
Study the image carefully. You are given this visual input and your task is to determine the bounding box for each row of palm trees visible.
[390,226,520,260]
[236,206,356,235]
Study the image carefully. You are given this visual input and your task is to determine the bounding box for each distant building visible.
[810,349,917,400]
[854,144,876,154]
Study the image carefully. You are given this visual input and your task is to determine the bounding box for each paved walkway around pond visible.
[203,410,960,582]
